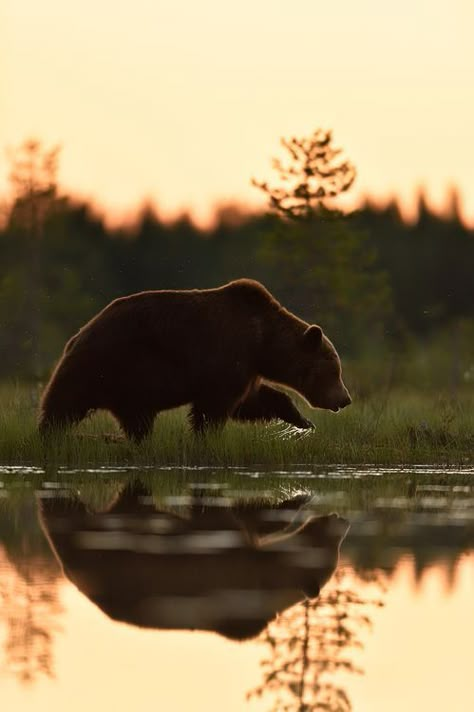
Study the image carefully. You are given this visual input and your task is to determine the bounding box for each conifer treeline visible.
[0,192,472,379]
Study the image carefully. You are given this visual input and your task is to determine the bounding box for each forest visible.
[0,139,473,391]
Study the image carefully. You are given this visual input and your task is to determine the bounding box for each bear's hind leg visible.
[113,410,156,444]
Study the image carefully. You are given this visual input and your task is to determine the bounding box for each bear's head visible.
[297,325,352,412]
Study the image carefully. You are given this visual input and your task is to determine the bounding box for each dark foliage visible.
[1,192,473,378]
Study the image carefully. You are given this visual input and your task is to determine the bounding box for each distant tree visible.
[8,139,60,213]
[253,129,392,350]
[253,128,356,221]
[4,139,61,378]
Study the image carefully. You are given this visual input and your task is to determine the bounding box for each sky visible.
[2,0,473,226]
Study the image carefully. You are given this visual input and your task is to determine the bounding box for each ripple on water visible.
[0,462,473,478]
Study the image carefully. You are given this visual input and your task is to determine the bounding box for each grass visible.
[0,381,473,467]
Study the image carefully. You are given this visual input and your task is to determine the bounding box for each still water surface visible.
[1,465,473,711]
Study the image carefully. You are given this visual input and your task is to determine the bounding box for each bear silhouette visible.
[40,481,350,640]
[39,279,351,441]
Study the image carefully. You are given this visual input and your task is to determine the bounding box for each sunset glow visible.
[2,0,473,225]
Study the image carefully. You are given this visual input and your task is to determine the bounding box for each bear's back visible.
[64,279,278,359]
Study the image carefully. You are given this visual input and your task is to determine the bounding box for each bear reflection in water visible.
[40,482,349,640]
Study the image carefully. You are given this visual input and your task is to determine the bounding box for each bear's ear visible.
[304,325,323,348]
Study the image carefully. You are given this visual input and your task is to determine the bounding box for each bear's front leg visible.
[189,405,206,434]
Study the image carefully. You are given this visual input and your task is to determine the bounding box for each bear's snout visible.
[328,385,352,412]
[339,391,352,409]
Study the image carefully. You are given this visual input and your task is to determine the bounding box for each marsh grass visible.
[0,381,472,467]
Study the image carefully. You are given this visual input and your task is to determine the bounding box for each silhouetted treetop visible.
[253,129,356,220]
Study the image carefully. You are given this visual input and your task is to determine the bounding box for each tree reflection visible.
[0,550,62,684]
[249,568,385,712]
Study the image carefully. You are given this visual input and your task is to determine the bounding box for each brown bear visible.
[39,278,351,441]
[39,481,350,640]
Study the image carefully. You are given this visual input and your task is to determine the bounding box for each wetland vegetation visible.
[0,381,472,467]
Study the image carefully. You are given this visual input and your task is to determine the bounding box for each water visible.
[0,465,473,711]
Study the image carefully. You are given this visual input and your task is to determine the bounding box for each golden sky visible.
[2,0,473,225]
